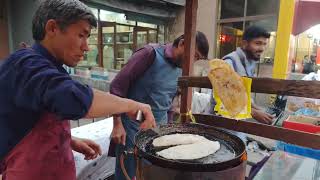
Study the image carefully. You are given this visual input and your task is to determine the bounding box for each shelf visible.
[105,31,133,34]
[103,42,133,45]
[117,42,133,45]
[91,31,133,35]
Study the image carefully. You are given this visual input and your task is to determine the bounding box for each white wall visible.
[167,7,185,41]
[167,0,218,59]
[196,0,218,59]
[7,0,39,51]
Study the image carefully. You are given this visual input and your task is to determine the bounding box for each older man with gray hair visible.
[0,1,155,179]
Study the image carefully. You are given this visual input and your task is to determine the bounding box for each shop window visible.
[245,17,278,32]
[89,8,98,19]
[102,26,116,70]
[137,22,157,29]
[100,10,135,25]
[78,7,165,71]
[217,22,244,58]
[149,30,157,44]
[136,31,148,50]
[78,28,98,67]
[158,25,165,44]
[292,24,320,73]
[220,0,245,19]
[115,25,134,70]
[217,0,280,60]
[247,0,279,16]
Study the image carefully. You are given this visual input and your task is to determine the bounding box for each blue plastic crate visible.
[276,141,320,160]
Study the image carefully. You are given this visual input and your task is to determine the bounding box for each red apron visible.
[1,113,76,180]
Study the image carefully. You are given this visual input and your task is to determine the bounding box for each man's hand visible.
[127,101,156,129]
[71,137,102,160]
[111,118,127,145]
[251,108,274,125]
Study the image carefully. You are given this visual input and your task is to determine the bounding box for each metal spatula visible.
[136,110,160,134]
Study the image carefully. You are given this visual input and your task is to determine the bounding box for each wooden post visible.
[133,27,137,51]
[97,9,103,67]
[180,0,198,122]
[113,23,117,69]
[156,25,159,43]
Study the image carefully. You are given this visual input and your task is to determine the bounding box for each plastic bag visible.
[214,77,252,119]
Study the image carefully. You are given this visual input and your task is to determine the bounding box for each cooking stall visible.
[124,76,320,180]
[118,0,320,180]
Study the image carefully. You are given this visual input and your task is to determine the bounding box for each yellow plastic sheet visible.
[214,77,252,119]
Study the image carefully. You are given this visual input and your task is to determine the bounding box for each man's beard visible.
[245,49,262,61]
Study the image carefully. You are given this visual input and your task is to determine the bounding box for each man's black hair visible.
[243,26,270,41]
[173,31,209,59]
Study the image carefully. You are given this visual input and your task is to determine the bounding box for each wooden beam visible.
[178,76,320,99]
[100,21,157,30]
[100,21,116,27]
[181,0,198,122]
[193,114,320,149]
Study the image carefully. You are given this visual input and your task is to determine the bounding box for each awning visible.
[292,0,320,35]
[81,0,184,24]
[160,0,185,6]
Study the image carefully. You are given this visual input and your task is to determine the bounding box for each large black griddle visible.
[134,123,247,172]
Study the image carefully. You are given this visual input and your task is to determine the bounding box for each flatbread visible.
[208,59,247,117]
[156,140,220,160]
[152,134,208,147]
